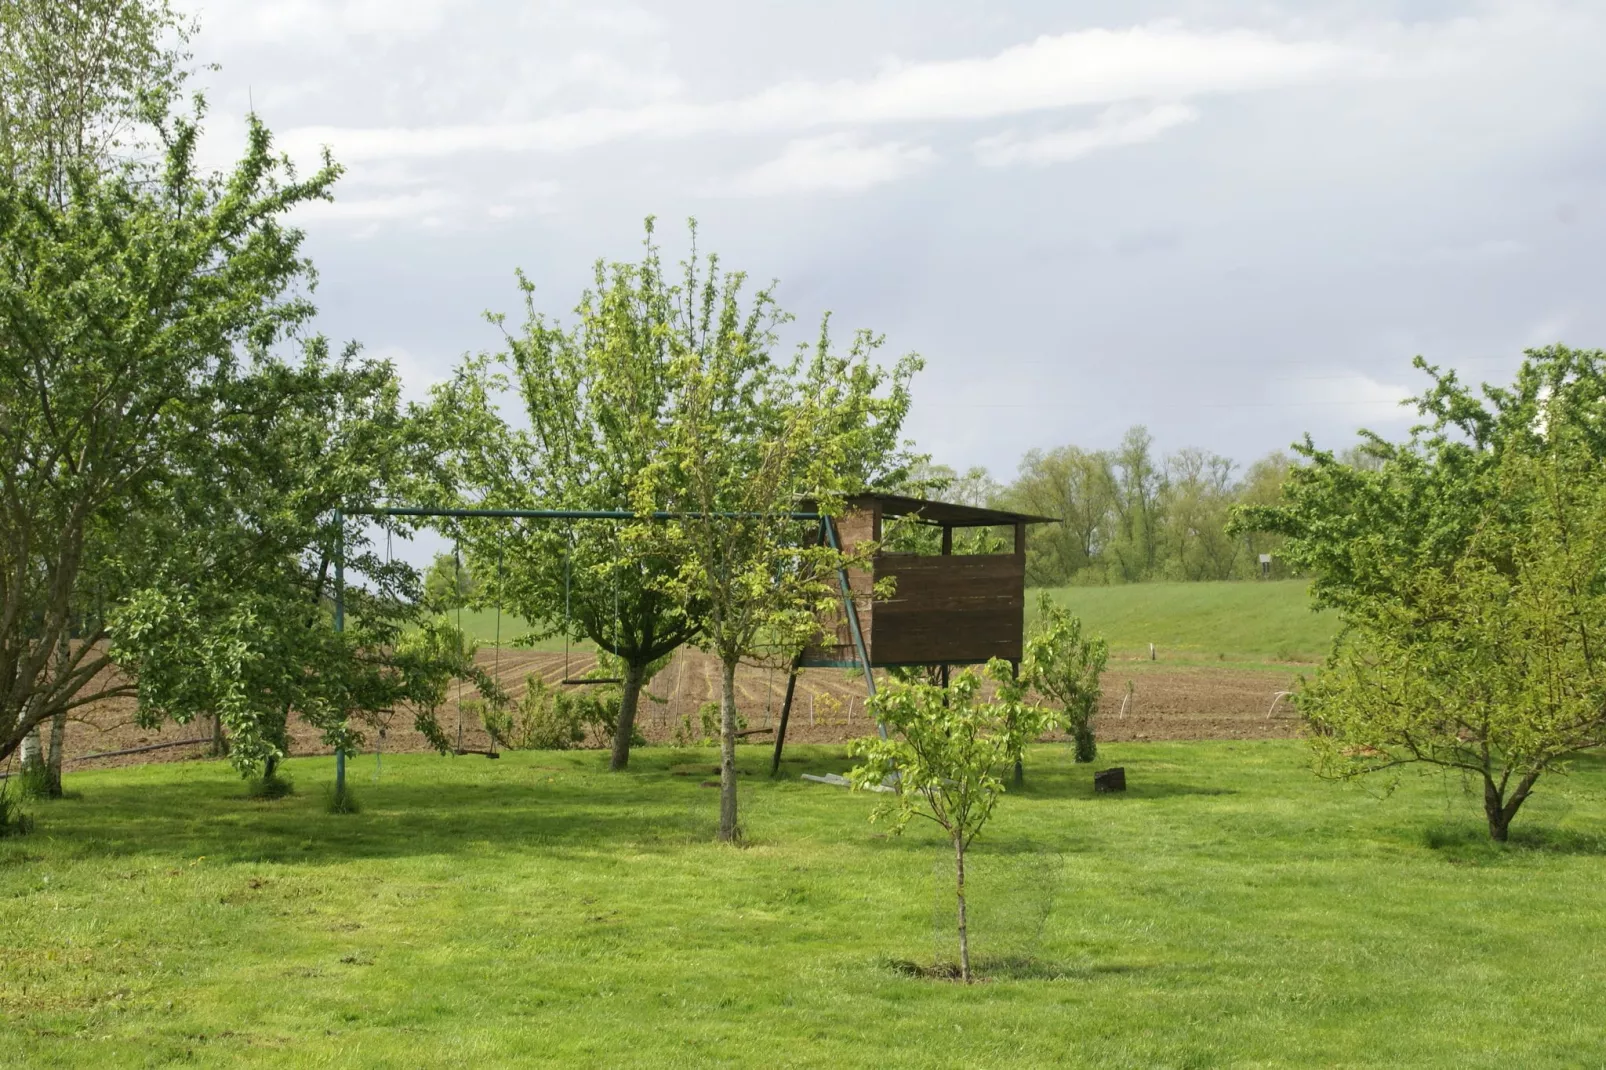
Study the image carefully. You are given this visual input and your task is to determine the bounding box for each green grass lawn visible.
[4,743,1605,1067]
[441,607,586,652]
[1034,580,1337,663]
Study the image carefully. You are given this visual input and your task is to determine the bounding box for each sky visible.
[189,0,1606,479]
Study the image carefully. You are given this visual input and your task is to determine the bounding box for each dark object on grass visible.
[1094,767,1126,793]
[453,748,500,758]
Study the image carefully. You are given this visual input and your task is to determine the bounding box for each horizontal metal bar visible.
[350,507,824,521]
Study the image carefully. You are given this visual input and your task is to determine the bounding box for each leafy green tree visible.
[429,222,705,772]
[1109,426,1165,582]
[107,340,481,783]
[848,661,1038,982]
[1008,446,1116,585]
[0,0,194,787]
[0,0,480,789]
[0,0,192,201]
[0,103,345,774]
[1023,593,1108,762]
[631,244,919,841]
[423,551,477,610]
[1235,348,1606,841]
[1160,447,1241,580]
[1237,451,1294,577]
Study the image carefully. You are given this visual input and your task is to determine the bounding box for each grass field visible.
[459,580,1335,663]
[5,743,1605,1068]
[443,608,581,652]
[1035,580,1336,663]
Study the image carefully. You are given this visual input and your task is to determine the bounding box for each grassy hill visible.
[1033,580,1335,663]
[5,745,1605,1067]
[451,581,1336,663]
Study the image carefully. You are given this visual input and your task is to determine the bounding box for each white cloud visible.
[974,103,1199,167]
[202,0,456,45]
[293,190,459,236]
[1295,373,1413,424]
[724,135,934,196]
[276,24,1358,162]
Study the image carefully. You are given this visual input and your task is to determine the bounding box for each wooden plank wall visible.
[801,508,878,667]
[868,553,1024,666]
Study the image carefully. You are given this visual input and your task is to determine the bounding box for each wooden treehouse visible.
[802,493,1055,671]
[771,494,1055,774]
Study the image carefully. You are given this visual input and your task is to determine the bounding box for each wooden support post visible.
[770,655,803,776]
[941,524,952,556]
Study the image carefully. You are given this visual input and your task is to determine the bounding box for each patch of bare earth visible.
[42,647,1307,775]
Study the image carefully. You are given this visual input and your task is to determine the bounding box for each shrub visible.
[482,677,585,751]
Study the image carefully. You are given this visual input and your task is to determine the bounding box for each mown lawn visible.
[1035,580,1337,663]
[3,743,1604,1068]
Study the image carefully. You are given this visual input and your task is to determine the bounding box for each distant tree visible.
[1161,447,1240,581]
[1109,426,1165,582]
[1234,347,1606,841]
[849,661,1042,982]
[631,248,920,841]
[1009,446,1115,585]
[422,551,478,611]
[1023,593,1108,762]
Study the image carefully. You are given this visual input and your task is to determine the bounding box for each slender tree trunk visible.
[211,713,226,758]
[1484,770,1540,842]
[954,833,971,983]
[610,660,647,772]
[19,724,42,775]
[718,658,740,843]
[44,707,66,797]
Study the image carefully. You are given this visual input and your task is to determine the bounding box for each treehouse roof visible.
[843,493,1057,528]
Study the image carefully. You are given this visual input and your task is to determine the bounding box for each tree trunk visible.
[211,713,227,757]
[610,660,647,772]
[954,833,971,983]
[19,724,42,775]
[44,707,66,797]
[718,658,740,843]
[1484,770,1540,842]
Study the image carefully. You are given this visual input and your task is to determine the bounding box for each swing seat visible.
[561,676,623,686]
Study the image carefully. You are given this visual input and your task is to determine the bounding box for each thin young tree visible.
[630,234,919,841]
[1023,593,1108,763]
[849,661,1046,982]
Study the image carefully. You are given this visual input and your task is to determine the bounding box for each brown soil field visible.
[29,648,1307,777]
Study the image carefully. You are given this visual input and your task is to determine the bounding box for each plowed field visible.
[36,647,1308,776]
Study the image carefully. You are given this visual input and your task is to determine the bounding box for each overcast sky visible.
[190,0,1606,478]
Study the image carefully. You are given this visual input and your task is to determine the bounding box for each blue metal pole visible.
[334,509,346,797]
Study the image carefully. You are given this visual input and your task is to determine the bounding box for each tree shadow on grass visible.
[881,954,1158,983]
[24,762,731,866]
[1421,821,1606,861]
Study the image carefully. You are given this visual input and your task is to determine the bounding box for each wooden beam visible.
[770,655,803,776]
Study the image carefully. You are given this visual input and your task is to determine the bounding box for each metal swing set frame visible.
[328,504,879,798]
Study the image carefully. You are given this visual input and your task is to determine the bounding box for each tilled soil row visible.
[38,648,1306,775]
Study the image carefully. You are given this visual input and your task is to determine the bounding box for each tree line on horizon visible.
[923,430,1298,587]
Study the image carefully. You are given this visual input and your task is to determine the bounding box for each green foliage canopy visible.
[1235,347,1606,840]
